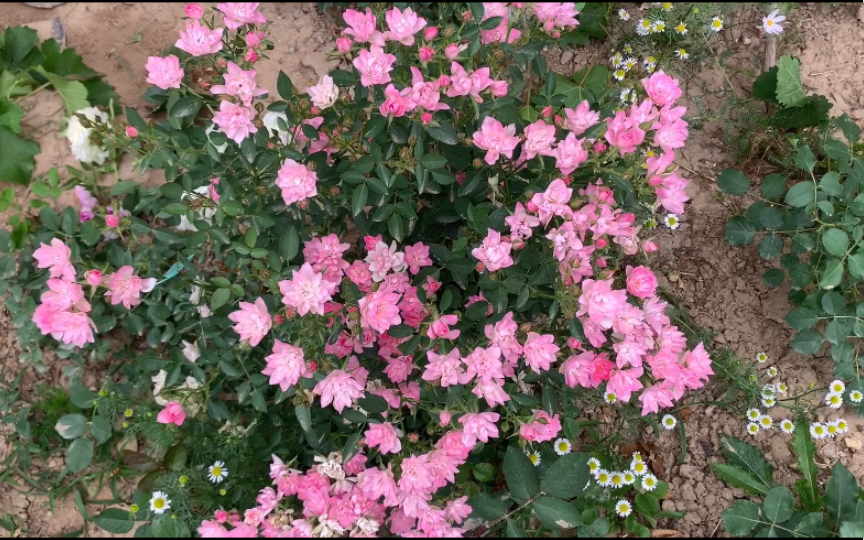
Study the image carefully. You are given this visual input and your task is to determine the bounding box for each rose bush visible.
[1,2,707,537]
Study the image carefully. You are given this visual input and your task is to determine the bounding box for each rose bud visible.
[105,214,120,228]
[421,112,433,125]
[245,32,261,49]
[184,3,204,19]
[85,270,103,287]
[439,410,452,426]
[419,46,433,62]
[125,126,138,138]
[336,37,352,54]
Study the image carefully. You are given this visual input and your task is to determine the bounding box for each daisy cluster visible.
[585,453,660,518]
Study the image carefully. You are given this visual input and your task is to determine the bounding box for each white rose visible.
[66,107,110,165]
[262,111,290,145]
[181,340,201,363]
[308,74,339,109]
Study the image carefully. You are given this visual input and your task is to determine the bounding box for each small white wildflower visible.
[850,390,863,403]
[596,469,612,487]
[623,471,636,485]
[664,214,680,230]
[554,438,572,456]
[829,380,846,394]
[711,17,724,32]
[631,459,648,476]
[758,415,773,430]
[661,414,677,430]
[762,9,786,35]
[613,69,627,82]
[675,48,689,60]
[826,421,840,438]
[610,471,625,488]
[746,408,762,422]
[527,451,541,466]
[756,352,768,363]
[675,22,687,35]
[615,499,633,518]
[780,419,795,434]
[610,52,624,68]
[636,19,652,36]
[623,57,639,71]
[767,366,778,378]
[588,457,602,476]
[810,422,828,440]
[651,20,666,33]
[837,419,849,433]
[149,491,171,514]
[746,422,760,435]
[776,382,788,394]
[761,397,776,408]
[662,2,673,11]
[762,384,776,396]
[825,392,843,409]
[618,8,631,21]
[208,461,229,484]
[605,392,618,404]
[642,474,658,491]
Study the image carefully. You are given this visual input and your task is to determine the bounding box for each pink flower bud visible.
[105,214,120,228]
[526,201,539,213]
[543,20,556,32]
[648,175,664,187]
[336,37,352,54]
[554,114,564,128]
[85,270,103,287]
[439,410,452,426]
[593,141,607,153]
[600,268,615,280]
[596,257,607,268]
[595,238,608,249]
[228,511,241,525]
[423,27,439,40]
[541,105,552,118]
[214,510,228,523]
[476,262,486,273]
[421,112,433,125]
[490,80,508,98]
[185,3,204,19]
[642,240,659,253]
[307,361,318,373]
[444,44,462,60]
[437,74,451,87]
[419,46,434,62]
[245,50,258,63]
[408,433,420,443]
[245,32,261,49]
[462,10,473,22]
[566,337,582,349]
[273,314,284,325]
[364,235,383,251]
[310,106,321,115]
[552,31,561,39]
[455,172,466,185]
[512,237,525,250]
[216,58,228,69]
[125,126,138,138]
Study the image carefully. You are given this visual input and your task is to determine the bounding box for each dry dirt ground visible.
[1,2,864,538]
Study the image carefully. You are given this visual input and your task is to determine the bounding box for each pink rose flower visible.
[262,339,311,390]
[384,6,426,46]
[84,270,102,287]
[604,110,645,154]
[307,74,339,110]
[216,2,266,30]
[418,45,433,62]
[472,229,514,272]
[145,55,184,90]
[365,240,406,282]
[489,80,509,97]
[402,242,432,275]
[125,126,138,138]
[642,70,683,107]
[103,265,156,309]
[212,101,257,144]
[358,290,402,333]
[427,314,461,340]
[336,36,352,54]
[577,278,629,330]
[33,238,76,282]
[439,410,452,426]
[422,348,464,387]
[519,410,562,442]
[519,120,556,162]
[653,120,689,153]
[529,178,573,225]
[532,2,580,31]
[105,214,120,228]
[424,26,438,40]
[638,383,676,416]
[352,45,397,87]
[210,61,267,107]
[444,43,467,60]
[551,132,589,175]
[175,19,224,56]
[185,3,204,19]
[313,369,364,413]
[480,2,521,44]
[365,423,402,454]
[278,263,336,316]
[626,265,658,298]
[228,297,272,346]
[342,8,384,46]
[41,278,88,313]
[523,332,560,373]
[607,366,644,402]
[275,158,317,206]
[473,116,520,164]
[564,100,600,135]
[379,83,414,118]
[157,401,186,426]
[458,412,500,446]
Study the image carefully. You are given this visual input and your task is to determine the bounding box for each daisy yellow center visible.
[832,384,843,392]
[598,473,609,482]
[767,20,773,26]
[618,503,629,512]
[815,427,825,434]
[839,422,848,430]
[760,418,770,425]
[558,442,567,450]
[641,21,651,28]
[831,396,840,404]
[645,479,655,486]
[713,20,722,28]
[589,463,598,471]
[635,463,645,472]
[663,3,672,10]
[677,24,685,32]
[529,454,539,464]
[828,425,838,433]
[154,499,165,509]
[212,466,222,476]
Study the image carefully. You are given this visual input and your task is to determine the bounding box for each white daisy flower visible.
[610,52,624,68]
[631,460,648,476]
[758,415,773,430]
[623,57,639,71]
[825,392,843,409]
[149,491,171,514]
[641,474,658,491]
[596,469,611,487]
[675,48,689,60]
[767,366,778,378]
[661,414,677,430]
[850,390,863,403]
[645,216,658,228]
[826,421,840,437]
[710,16,724,32]
[527,451,541,466]
[829,380,846,394]
[664,214,680,230]
[761,397,776,408]
[619,88,633,104]
[746,422,760,435]
[810,422,828,440]
[776,382,788,394]
[675,22,687,35]
[613,69,627,82]
[762,9,786,35]
[610,471,625,488]
[623,471,636,485]
[618,8,631,21]
[615,499,633,518]
[208,461,229,484]
[779,419,795,434]
[837,419,849,433]
[588,457,602,475]
[746,408,762,422]
[605,392,618,404]
[755,352,768,363]
[554,438,572,456]
[636,19,652,36]
[623,43,633,54]
[762,384,776,396]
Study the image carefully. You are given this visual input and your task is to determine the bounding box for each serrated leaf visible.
[351,185,368,217]
[469,493,508,521]
[763,268,785,287]
[761,174,787,201]
[758,235,782,259]
[786,308,818,331]
[717,168,750,195]
[825,462,859,525]
[823,228,850,257]
[722,500,761,536]
[776,56,805,107]
[0,126,39,185]
[504,446,539,502]
[36,68,89,114]
[725,216,756,246]
[532,497,583,530]
[840,522,864,537]
[785,181,815,207]
[763,486,794,525]
[819,258,844,289]
[791,330,824,355]
[211,288,230,311]
[540,453,590,499]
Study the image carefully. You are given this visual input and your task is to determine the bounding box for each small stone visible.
[678,464,696,479]
[845,437,862,450]
[668,273,679,283]
[661,499,677,512]
[560,49,574,65]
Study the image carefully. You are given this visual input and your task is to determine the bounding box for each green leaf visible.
[90,416,112,445]
[722,500,761,536]
[725,216,756,246]
[579,517,610,537]
[295,405,312,432]
[532,497,582,530]
[0,98,23,133]
[793,420,819,511]
[387,212,405,243]
[770,94,833,129]
[351,185,368,217]
[66,438,94,473]
[472,462,496,483]
[35,68,89,114]
[0,126,39,185]
[786,308,818,331]
[822,291,845,315]
[823,228,850,257]
[720,437,775,486]
[163,445,188,471]
[210,288,230,311]
[168,96,200,118]
[761,174,787,201]
[758,235,782,259]
[540,453,590,499]
[717,168,750,195]
[763,268,785,287]
[426,121,459,145]
[635,492,661,517]
[819,258,844,289]
[0,27,42,70]
[849,254,864,279]
[791,330,824,355]
[277,71,293,100]
[763,486,794,525]
[162,202,188,215]
[504,446,540,503]
[55,413,88,439]
[93,508,133,534]
[279,225,300,262]
[469,493,508,521]
[39,39,100,79]
[825,462,859,525]
[795,145,817,174]
[420,153,447,170]
[752,66,779,103]
[82,79,120,113]
[505,520,526,538]
[840,522,864,537]
[785,181,815,207]
[776,56,806,107]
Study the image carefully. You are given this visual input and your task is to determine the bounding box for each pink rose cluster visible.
[31,239,157,348]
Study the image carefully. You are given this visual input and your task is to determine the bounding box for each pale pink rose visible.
[655,170,690,215]
[342,8,383,45]
[352,45,397,87]
[245,32,260,49]
[216,2,266,30]
[427,314,461,340]
[85,270,102,287]
[365,241,406,282]
[422,349,464,387]
[458,412,499,446]
[642,70,682,107]
[529,178,573,225]
[75,185,98,222]
[564,100,600,135]
[33,238,76,282]
[577,278,629,330]
[365,423,402,454]
[519,410,561,442]
[228,297,272,346]
[418,46,433,62]
[480,2,521,44]
[210,61,267,106]
[439,410,452,426]
[278,263,336,316]
[313,369,364,413]
[384,6,426,46]
[175,19,224,56]
[379,83,414,118]
[307,74,339,110]
[460,345,504,383]
[472,229,514,272]
[473,116,520,165]
[41,278,87,313]
[358,290,402,333]
[625,265,658,298]
[275,158,317,206]
[444,43,467,60]
[522,332,560,373]
[642,240,659,253]
[638,383,675,416]
[469,67,494,100]
[345,260,373,293]
[212,101,257,144]
[336,37,352,54]
[607,366,644,402]
[157,401,186,426]
[532,2,580,31]
[680,342,713,387]
[473,378,510,407]
[519,120,556,162]
[262,340,311,390]
[145,55,183,90]
[551,132,589,175]
[604,110,645,154]
[505,202,541,239]
[402,242,432,274]
[103,266,156,309]
[489,80,508,97]
[185,3,204,19]
[653,120,688,153]
[405,67,449,112]
[53,311,96,347]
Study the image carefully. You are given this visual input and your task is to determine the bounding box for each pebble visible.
[560,50,574,65]
[678,464,696,479]
[845,437,862,451]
